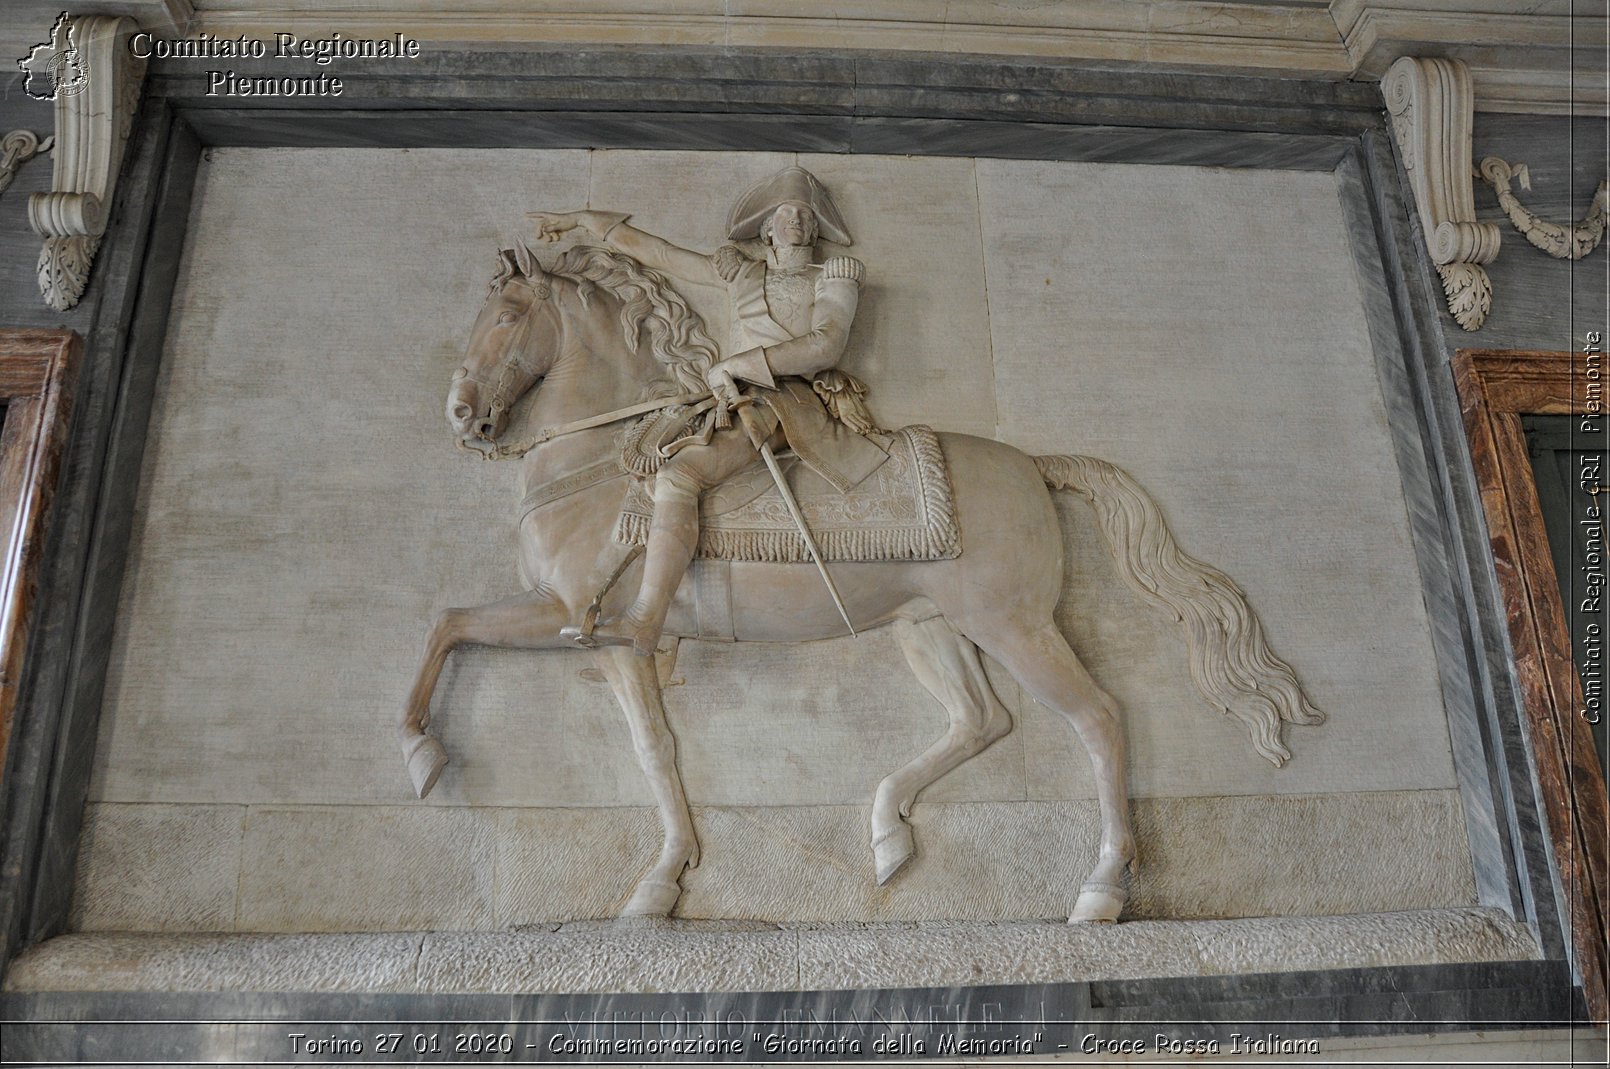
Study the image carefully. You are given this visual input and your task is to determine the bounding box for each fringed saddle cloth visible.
[614,424,962,563]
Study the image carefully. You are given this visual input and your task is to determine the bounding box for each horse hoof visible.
[621,876,682,917]
[872,824,916,886]
[1068,880,1128,925]
[402,733,448,799]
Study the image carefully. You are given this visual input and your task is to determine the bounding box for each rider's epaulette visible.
[712,244,747,283]
[819,256,865,285]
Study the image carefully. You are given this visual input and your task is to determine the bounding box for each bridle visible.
[457,272,551,447]
[456,270,709,462]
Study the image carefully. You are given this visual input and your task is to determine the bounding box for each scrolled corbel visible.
[1383,57,1502,331]
[26,15,147,312]
[1478,157,1608,261]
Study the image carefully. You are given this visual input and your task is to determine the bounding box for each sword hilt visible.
[732,399,770,449]
[708,367,742,431]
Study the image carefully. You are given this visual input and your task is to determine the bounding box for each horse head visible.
[448,241,557,445]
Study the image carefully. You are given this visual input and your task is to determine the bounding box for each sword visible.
[710,370,858,638]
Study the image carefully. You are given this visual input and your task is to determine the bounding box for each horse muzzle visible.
[446,378,503,442]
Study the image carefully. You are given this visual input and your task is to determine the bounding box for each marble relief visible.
[89,150,1463,932]
[399,167,1326,924]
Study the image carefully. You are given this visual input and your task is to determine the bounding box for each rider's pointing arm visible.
[529,210,726,288]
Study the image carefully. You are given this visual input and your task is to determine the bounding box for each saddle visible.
[614,424,962,564]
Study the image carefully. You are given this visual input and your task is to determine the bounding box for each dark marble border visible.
[0,99,200,970]
[143,46,1383,157]
[1357,132,1571,962]
[1331,137,1558,948]
[175,108,1358,168]
[141,47,1385,127]
[0,960,1584,1063]
[0,44,1580,1052]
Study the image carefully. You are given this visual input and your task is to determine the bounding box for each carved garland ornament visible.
[25,16,147,312]
[1382,57,1502,331]
[0,131,53,198]
[1478,157,1609,262]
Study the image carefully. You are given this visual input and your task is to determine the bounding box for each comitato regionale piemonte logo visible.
[18,13,88,102]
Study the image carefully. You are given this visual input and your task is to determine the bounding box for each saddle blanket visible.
[614,425,962,563]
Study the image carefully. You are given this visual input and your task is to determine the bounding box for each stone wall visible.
[74,148,1473,931]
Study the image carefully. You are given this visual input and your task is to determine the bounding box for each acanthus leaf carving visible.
[37,234,101,313]
[25,15,146,312]
[1435,262,1493,333]
[1478,157,1609,262]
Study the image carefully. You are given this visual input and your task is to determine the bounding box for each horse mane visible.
[494,245,719,398]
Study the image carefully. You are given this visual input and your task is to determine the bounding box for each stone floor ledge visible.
[3,908,1537,996]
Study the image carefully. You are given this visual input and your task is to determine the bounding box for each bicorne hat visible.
[725,166,853,246]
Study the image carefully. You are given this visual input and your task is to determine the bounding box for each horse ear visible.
[511,240,554,299]
[513,240,539,279]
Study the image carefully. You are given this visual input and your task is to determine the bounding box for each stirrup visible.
[563,545,646,649]
[573,615,658,656]
[560,599,605,648]
[560,623,598,649]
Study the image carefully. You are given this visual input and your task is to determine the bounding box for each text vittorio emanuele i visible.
[128,32,422,97]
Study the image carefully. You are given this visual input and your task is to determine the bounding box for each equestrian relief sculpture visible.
[398,167,1325,924]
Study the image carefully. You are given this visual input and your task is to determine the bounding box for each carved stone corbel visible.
[26,15,147,312]
[1382,56,1502,332]
[1478,158,1609,262]
[0,132,53,198]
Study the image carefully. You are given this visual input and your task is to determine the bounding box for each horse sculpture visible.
[399,241,1324,924]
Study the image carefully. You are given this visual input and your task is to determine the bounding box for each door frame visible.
[1452,346,1608,1019]
[0,330,82,777]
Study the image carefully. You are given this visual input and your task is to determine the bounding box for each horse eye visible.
[498,311,518,325]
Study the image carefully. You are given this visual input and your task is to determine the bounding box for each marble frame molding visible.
[0,330,82,777]
[0,46,1588,1045]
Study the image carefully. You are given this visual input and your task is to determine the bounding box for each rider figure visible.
[531,166,888,654]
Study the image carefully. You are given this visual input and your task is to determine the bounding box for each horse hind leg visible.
[593,646,700,918]
[874,615,1014,885]
[958,614,1135,924]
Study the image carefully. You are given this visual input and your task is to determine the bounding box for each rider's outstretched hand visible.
[528,211,583,242]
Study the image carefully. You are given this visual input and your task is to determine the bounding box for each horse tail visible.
[1034,454,1325,766]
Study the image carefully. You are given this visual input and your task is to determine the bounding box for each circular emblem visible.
[47,47,87,98]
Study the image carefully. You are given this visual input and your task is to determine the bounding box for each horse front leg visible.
[400,589,572,798]
[593,646,700,918]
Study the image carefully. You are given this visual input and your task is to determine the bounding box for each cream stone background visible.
[82,148,1468,931]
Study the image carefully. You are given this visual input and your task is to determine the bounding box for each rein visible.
[459,390,714,461]
[460,260,716,462]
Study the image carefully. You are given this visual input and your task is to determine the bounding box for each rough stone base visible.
[70,793,1477,931]
[4,908,1535,995]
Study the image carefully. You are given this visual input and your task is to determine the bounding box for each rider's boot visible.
[580,482,698,656]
